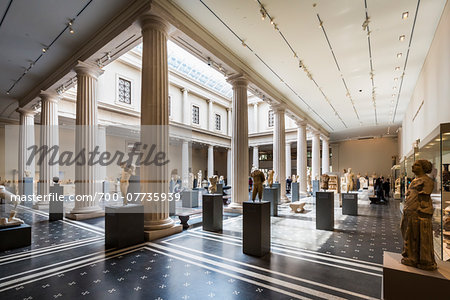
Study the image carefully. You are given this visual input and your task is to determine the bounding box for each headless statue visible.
[208,175,218,194]
[267,170,275,188]
[120,163,135,205]
[251,170,265,201]
[320,174,330,190]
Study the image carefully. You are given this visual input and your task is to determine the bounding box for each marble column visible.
[181,88,190,125]
[228,75,248,208]
[37,91,59,207]
[17,108,36,195]
[273,105,288,203]
[67,61,104,218]
[139,14,181,239]
[208,145,214,177]
[227,148,232,186]
[286,142,291,178]
[312,131,321,181]
[253,103,258,133]
[322,135,330,174]
[227,108,232,136]
[296,121,307,195]
[252,146,259,169]
[181,140,189,188]
[208,99,214,131]
[98,125,107,190]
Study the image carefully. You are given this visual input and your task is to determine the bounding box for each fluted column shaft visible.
[18,108,36,195]
[312,132,321,181]
[228,75,248,207]
[227,148,232,185]
[252,146,259,169]
[286,142,291,178]
[207,145,214,177]
[322,136,329,174]
[273,106,287,202]
[39,92,59,198]
[181,140,189,188]
[297,122,307,194]
[71,61,103,214]
[139,14,176,233]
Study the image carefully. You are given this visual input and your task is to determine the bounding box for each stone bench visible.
[289,202,306,213]
[177,210,202,229]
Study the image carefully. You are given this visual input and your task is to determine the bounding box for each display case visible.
[391,165,401,199]
[328,174,339,193]
[415,123,450,261]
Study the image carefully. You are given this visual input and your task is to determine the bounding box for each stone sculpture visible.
[401,159,437,270]
[320,174,330,190]
[197,170,203,188]
[345,168,355,191]
[0,186,24,227]
[219,175,224,184]
[292,175,297,183]
[120,162,135,205]
[251,170,265,201]
[24,170,31,177]
[188,172,194,189]
[208,175,218,194]
[267,170,274,188]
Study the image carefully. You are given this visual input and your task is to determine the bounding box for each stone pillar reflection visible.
[181,140,189,188]
[252,146,259,169]
[296,121,307,195]
[273,105,287,202]
[286,142,291,178]
[228,75,248,208]
[312,131,321,181]
[17,108,36,195]
[227,148,232,186]
[208,145,214,178]
[322,136,329,174]
[139,14,181,239]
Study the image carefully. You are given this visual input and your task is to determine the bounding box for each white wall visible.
[402,1,450,157]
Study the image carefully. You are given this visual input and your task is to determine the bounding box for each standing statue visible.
[188,172,194,189]
[24,170,31,177]
[320,174,330,190]
[267,170,274,188]
[251,169,265,201]
[401,159,437,270]
[345,168,355,191]
[197,170,203,188]
[219,175,224,185]
[208,175,218,194]
[120,162,135,205]
[292,174,297,183]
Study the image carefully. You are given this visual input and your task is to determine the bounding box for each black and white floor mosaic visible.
[1,191,402,299]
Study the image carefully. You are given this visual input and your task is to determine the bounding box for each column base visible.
[145,224,182,241]
[280,195,290,203]
[66,210,105,220]
[32,202,49,210]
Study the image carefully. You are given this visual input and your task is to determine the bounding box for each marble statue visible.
[267,170,274,188]
[251,169,265,201]
[120,162,135,205]
[359,176,367,190]
[307,169,312,192]
[219,175,224,185]
[188,172,194,189]
[292,175,297,183]
[197,170,203,188]
[208,175,218,194]
[0,186,24,227]
[401,159,437,270]
[24,169,31,177]
[320,174,330,190]
[345,168,355,191]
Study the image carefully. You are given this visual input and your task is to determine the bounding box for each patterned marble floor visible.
[0,191,401,299]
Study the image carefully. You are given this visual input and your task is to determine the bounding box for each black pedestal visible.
[316,192,334,230]
[0,224,31,251]
[342,193,358,215]
[263,187,278,216]
[272,183,281,200]
[216,184,223,195]
[202,194,223,232]
[105,204,144,249]
[49,184,64,221]
[291,182,299,201]
[182,190,199,208]
[243,201,270,257]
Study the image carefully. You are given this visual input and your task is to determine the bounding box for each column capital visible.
[226,107,231,112]
[320,134,329,141]
[227,74,248,87]
[253,102,258,107]
[271,103,285,113]
[16,107,37,116]
[139,13,169,34]
[39,90,60,104]
[74,61,104,79]
[181,87,189,93]
[296,120,307,128]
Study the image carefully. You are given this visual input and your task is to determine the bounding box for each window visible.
[192,105,199,124]
[268,110,274,127]
[118,77,131,104]
[215,114,221,130]
[168,96,172,117]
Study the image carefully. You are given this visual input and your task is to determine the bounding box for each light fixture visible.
[69,27,75,34]
[397,52,402,58]
[260,7,266,20]
[107,52,111,60]
[273,23,279,30]
[402,12,409,19]
[241,40,247,47]
[42,48,47,53]
[6,91,10,95]
[399,35,405,41]
[395,66,400,71]
[392,94,396,97]
[394,77,398,81]
[270,17,274,25]
[68,19,75,34]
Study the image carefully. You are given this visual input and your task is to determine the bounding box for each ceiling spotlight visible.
[260,7,266,20]
[319,20,323,28]
[107,52,111,60]
[42,47,47,53]
[395,66,400,71]
[6,91,10,95]
[394,77,398,81]
[402,12,409,19]
[207,57,211,66]
[241,40,247,47]
[397,53,402,58]
[270,17,274,25]
[299,60,303,68]
[69,27,75,34]
[399,35,405,41]
[218,64,223,71]
[392,94,396,97]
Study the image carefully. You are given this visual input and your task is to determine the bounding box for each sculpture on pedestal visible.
[197,170,203,188]
[320,174,330,190]
[188,172,194,189]
[292,174,297,183]
[208,175,218,194]
[24,170,31,178]
[267,170,274,188]
[401,159,437,270]
[120,162,135,205]
[219,175,224,185]
[345,168,355,191]
[0,186,24,227]
[251,170,265,201]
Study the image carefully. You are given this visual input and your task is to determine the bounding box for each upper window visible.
[192,105,199,124]
[118,77,131,104]
[215,114,221,131]
[268,110,274,127]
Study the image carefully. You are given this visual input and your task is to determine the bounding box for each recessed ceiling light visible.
[399,35,405,41]
[42,48,47,53]
[397,53,402,58]
[395,66,400,71]
[402,12,409,19]
[394,77,398,81]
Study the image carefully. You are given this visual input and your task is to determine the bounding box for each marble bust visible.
[208,175,218,194]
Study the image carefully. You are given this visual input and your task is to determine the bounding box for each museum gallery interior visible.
[1,0,450,299]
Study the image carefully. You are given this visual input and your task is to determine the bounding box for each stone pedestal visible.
[272,183,281,201]
[102,181,110,195]
[169,195,177,216]
[105,204,144,249]
[342,193,358,215]
[312,180,320,197]
[0,224,31,251]
[182,190,199,208]
[243,201,270,257]
[263,187,279,216]
[202,194,223,232]
[316,192,334,230]
[49,183,64,221]
[23,177,33,198]
[126,174,140,204]
[383,251,450,299]
[291,182,299,201]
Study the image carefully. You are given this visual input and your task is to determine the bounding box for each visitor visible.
[383,178,390,200]
[286,176,292,194]
[249,176,253,192]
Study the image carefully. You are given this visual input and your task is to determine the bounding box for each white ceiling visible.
[171,0,446,133]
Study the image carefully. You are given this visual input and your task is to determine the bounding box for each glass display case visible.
[415,123,450,261]
[390,165,401,199]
